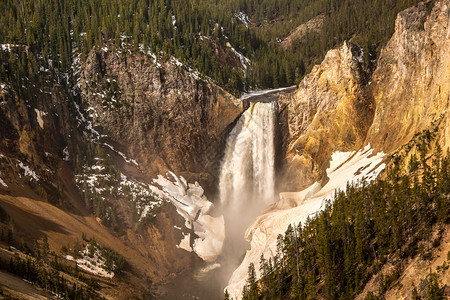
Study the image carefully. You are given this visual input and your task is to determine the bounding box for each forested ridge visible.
[238,137,449,299]
[1,0,423,95]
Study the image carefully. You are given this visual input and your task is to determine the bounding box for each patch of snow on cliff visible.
[170,56,184,67]
[16,161,39,181]
[65,245,114,278]
[150,172,225,262]
[0,44,22,52]
[227,43,250,72]
[225,144,385,299]
[187,68,201,80]
[178,233,192,252]
[73,101,101,140]
[75,158,161,222]
[234,12,250,27]
[62,146,70,161]
[172,15,177,26]
[0,83,9,93]
[102,143,138,166]
[354,47,364,63]
[0,172,7,188]
[136,44,162,68]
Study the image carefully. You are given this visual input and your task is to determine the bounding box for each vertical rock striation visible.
[278,41,373,191]
[79,50,244,192]
[280,0,449,192]
[366,0,450,152]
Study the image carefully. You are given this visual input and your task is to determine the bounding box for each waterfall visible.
[219,101,276,212]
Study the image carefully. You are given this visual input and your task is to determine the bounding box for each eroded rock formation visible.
[367,0,450,152]
[280,0,449,191]
[279,41,373,191]
[79,50,243,192]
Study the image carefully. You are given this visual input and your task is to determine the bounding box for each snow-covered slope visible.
[225,144,385,298]
[150,172,225,262]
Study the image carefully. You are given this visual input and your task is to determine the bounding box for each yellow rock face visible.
[279,41,373,191]
[281,0,449,191]
[366,0,450,152]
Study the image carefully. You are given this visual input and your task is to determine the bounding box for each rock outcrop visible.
[0,85,80,205]
[281,14,326,49]
[79,50,244,193]
[279,41,373,191]
[366,0,450,152]
[0,45,244,297]
[280,0,449,191]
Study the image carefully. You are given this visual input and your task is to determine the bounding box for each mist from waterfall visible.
[217,101,277,282]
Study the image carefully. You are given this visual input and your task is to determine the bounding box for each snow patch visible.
[0,172,7,188]
[172,15,177,26]
[354,47,364,63]
[73,101,101,140]
[138,44,161,68]
[226,144,385,298]
[0,44,22,52]
[63,147,70,161]
[150,172,225,262]
[177,233,192,252]
[16,161,39,181]
[0,83,9,93]
[75,159,161,222]
[227,43,250,72]
[102,143,139,166]
[64,245,114,278]
[234,12,250,27]
[170,56,183,67]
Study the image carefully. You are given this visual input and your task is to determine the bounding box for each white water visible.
[217,101,277,297]
[219,101,276,212]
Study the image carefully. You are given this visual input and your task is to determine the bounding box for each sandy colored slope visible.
[0,270,55,299]
[0,194,159,297]
[357,226,450,299]
[281,14,326,49]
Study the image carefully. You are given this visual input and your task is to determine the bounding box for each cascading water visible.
[217,100,277,276]
[161,94,286,300]
[219,101,276,211]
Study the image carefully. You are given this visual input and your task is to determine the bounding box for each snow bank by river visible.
[226,144,385,298]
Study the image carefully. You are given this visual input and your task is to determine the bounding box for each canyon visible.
[0,0,448,299]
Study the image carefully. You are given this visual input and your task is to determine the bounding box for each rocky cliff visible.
[366,0,450,152]
[0,83,195,295]
[278,41,373,191]
[280,0,449,192]
[79,49,243,193]
[0,84,79,205]
[0,44,244,298]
